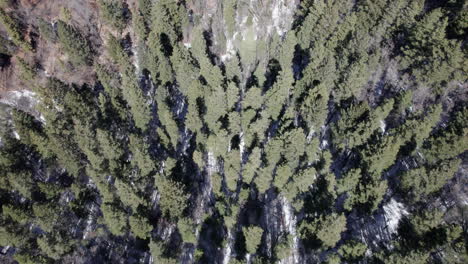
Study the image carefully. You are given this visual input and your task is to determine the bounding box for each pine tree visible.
[56,20,92,65]
[401,158,461,200]
[243,225,264,254]
[338,240,367,261]
[101,203,128,236]
[178,217,197,244]
[129,214,152,239]
[299,213,347,249]
[98,0,128,31]
[157,177,189,220]
[129,134,156,177]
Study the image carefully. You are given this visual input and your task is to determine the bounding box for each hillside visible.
[0,0,467,263]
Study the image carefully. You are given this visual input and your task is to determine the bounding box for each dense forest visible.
[0,0,467,263]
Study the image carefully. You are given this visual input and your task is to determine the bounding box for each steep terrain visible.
[0,0,467,264]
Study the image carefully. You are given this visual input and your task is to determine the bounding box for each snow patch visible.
[0,90,38,107]
[379,120,386,133]
[306,130,315,143]
[222,230,233,264]
[132,45,140,74]
[12,131,20,140]
[245,253,251,264]
[383,199,408,234]
[279,197,299,264]
[321,139,328,149]
[221,32,238,62]
[271,0,296,36]
[82,204,96,239]
[207,151,217,176]
[39,114,46,124]
[239,132,245,159]
[161,224,175,241]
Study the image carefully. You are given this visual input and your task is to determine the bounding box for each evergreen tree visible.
[157,177,189,220]
[243,225,264,254]
[299,213,347,248]
[129,214,152,239]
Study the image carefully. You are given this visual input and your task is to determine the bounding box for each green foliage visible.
[56,20,92,65]
[96,128,125,172]
[98,0,128,31]
[32,203,59,233]
[38,182,63,199]
[178,217,197,244]
[380,250,429,264]
[106,34,152,130]
[1,1,467,262]
[333,99,394,149]
[38,18,57,42]
[150,0,187,44]
[133,10,148,41]
[16,57,36,83]
[149,240,178,264]
[400,8,465,86]
[157,177,189,220]
[423,107,468,163]
[59,7,72,23]
[13,253,48,264]
[243,225,264,254]
[101,203,128,236]
[338,240,367,260]
[274,234,292,260]
[115,179,145,211]
[401,158,461,200]
[344,178,388,213]
[2,205,30,225]
[156,90,179,149]
[299,213,347,248]
[410,209,444,235]
[95,64,126,117]
[363,135,405,176]
[337,168,361,195]
[0,0,14,8]
[399,104,443,148]
[0,9,33,51]
[129,214,152,239]
[5,171,33,199]
[129,134,156,177]
[223,0,237,35]
[37,232,74,260]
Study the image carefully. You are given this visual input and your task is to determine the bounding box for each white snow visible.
[271,0,296,36]
[380,120,386,133]
[222,230,233,264]
[321,139,328,149]
[12,131,20,139]
[132,44,140,74]
[245,253,251,264]
[306,130,315,143]
[176,100,185,116]
[82,204,96,239]
[239,132,245,159]
[221,32,238,62]
[279,197,299,264]
[39,114,46,124]
[207,151,217,176]
[151,189,159,204]
[0,90,37,107]
[383,198,408,234]
[161,224,175,241]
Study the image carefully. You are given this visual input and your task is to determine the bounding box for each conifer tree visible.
[243,225,264,254]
